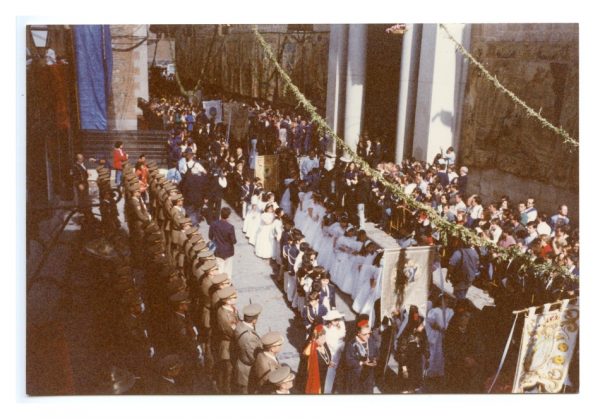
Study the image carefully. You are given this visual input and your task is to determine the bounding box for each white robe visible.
[324,323,346,393]
[255,212,276,258]
[425,307,454,378]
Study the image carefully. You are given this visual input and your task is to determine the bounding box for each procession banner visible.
[202,100,223,123]
[380,245,434,320]
[255,155,279,194]
[223,102,249,142]
[512,298,579,393]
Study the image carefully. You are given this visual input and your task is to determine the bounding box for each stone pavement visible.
[197,201,356,373]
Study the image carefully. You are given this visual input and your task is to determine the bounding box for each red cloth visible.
[136,166,149,192]
[305,340,321,394]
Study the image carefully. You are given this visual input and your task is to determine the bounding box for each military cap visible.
[144,222,161,234]
[243,303,263,317]
[163,183,178,191]
[148,242,165,254]
[166,276,186,295]
[157,354,184,375]
[121,292,143,307]
[267,365,295,386]
[197,258,217,272]
[183,225,199,236]
[157,176,168,185]
[210,273,230,285]
[169,290,191,304]
[216,286,237,301]
[171,229,186,246]
[188,233,204,243]
[194,248,213,259]
[113,277,135,292]
[146,231,163,243]
[126,182,141,192]
[146,160,158,169]
[169,193,184,201]
[261,331,284,348]
[103,366,136,395]
[97,172,111,179]
[124,171,137,179]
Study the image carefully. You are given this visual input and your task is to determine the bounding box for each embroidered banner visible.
[381,246,434,320]
[513,298,579,393]
[202,100,223,124]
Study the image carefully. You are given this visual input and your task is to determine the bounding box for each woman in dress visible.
[255,204,277,259]
[303,192,325,246]
[243,183,262,235]
[335,229,367,295]
[425,293,454,382]
[280,178,295,217]
[350,240,378,300]
[303,323,333,394]
[272,208,285,262]
[319,214,348,272]
[353,251,384,326]
[248,192,269,246]
[312,200,336,255]
[395,305,429,393]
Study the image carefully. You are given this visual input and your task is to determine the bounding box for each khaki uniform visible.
[251,351,280,391]
[234,322,262,392]
[214,305,239,393]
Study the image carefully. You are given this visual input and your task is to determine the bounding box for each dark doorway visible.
[363,24,402,157]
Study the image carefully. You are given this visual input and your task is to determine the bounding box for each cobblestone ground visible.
[197,201,356,373]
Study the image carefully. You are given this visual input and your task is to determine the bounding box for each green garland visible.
[253,27,578,287]
[439,24,579,151]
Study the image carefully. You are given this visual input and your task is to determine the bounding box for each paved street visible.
[197,201,356,373]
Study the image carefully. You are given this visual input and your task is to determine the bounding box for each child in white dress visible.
[255,204,276,258]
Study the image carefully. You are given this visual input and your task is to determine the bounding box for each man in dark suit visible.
[209,207,237,279]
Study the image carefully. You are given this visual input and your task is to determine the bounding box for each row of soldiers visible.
[95,158,295,394]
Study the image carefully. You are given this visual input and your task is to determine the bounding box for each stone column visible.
[395,24,422,163]
[109,24,149,130]
[412,23,471,163]
[343,24,367,157]
[325,24,348,156]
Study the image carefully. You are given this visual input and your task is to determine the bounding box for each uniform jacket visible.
[215,306,240,360]
[251,351,280,389]
[234,322,262,386]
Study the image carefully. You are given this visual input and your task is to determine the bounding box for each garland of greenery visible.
[253,27,578,288]
[438,24,579,150]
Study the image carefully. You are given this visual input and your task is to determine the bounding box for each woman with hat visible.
[254,203,277,259]
[303,323,332,394]
[323,309,346,393]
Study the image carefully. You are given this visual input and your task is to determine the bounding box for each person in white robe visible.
[425,294,454,379]
[255,204,276,258]
[323,310,346,394]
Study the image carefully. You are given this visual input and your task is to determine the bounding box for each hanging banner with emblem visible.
[223,102,249,142]
[512,298,579,393]
[380,245,434,320]
[255,155,279,194]
[202,100,223,123]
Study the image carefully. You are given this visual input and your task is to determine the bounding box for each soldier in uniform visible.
[266,365,296,395]
[233,303,263,394]
[213,286,240,394]
[152,354,184,395]
[250,331,284,393]
[116,292,155,384]
[197,259,219,371]
[164,290,202,393]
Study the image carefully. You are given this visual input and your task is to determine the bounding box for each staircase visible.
[79,130,169,167]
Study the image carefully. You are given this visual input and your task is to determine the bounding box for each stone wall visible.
[173,24,330,110]
[459,24,579,218]
[109,25,149,130]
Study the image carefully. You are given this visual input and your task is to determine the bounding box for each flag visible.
[513,298,579,393]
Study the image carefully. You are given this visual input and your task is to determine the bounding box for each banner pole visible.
[487,312,519,393]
